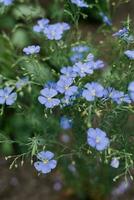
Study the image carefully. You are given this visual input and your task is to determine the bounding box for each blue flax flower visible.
[113,27,128,38]
[23,45,40,55]
[38,88,60,108]
[34,151,57,174]
[82,82,104,101]
[110,157,120,168]
[44,81,57,90]
[87,128,110,151]
[111,90,131,104]
[0,87,17,105]
[73,61,93,77]
[33,18,50,33]
[60,66,77,78]
[60,116,72,130]
[0,0,13,5]
[124,50,134,60]
[44,22,70,40]
[71,45,89,53]
[71,0,88,8]
[70,53,83,63]
[57,77,78,97]
[128,81,134,101]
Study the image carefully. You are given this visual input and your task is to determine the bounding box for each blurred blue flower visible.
[60,116,72,130]
[16,76,29,89]
[60,66,77,78]
[111,90,131,104]
[38,88,60,108]
[71,45,89,53]
[33,18,50,32]
[57,77,78,97]
[71,0,88,8]
[73,62,93,77]
[113,27,128,38]
[128,81,134,101]
[110,157,120,168]
[100,12,112,26]
[0,87,17,105]
[0,0,13,5]
[87,128,110,151]
[44,81,57,90]
[70,53,83,63]
[23,45,40,55]
[44,22,70,40]
[124,50,134,59]
[82,82,104,101]
[93,60,105,70]
[34,151,57,174]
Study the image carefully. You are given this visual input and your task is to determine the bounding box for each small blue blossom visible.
[0,87,17,105]
[82,82,104,101]
[71,45,89,53]
[60,116,72,130]
[113,27,128,38]
[0,0,13,5]
[73,61,93,77]
[16,76,29,89]
[93,60,105,70]
[44,23,70,40]
[99,12,112,26]
[33,18,50,33]
[110,157,120,168]
[70,53,84,63]
[128,81,134,101]
[34,151,57,174]
[23,45,40,55]
[60,66,77,78]
[87,128,110,151]
[44,81,57,90]
[38,88,60,108]
[124,50,134,59]
[57,77,78,97]
[111,90,131,104]
[71,0,88,8]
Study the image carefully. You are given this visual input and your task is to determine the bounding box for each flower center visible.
[91,89,96,96]
[43,159,48,164]
[95,137,100,144]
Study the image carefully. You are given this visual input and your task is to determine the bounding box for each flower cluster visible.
[70,0,88,8]
[0,87,17,105]
[33,19,70,40]
[113,27,134,43]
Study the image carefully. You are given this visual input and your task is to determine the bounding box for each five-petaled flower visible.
[87,128,110,151]
[0,87,17,105]
[57,77,78,97]
[38,88,60,108]
[34,151,57,174]
[82,82,104,101]
[23,45,40,55]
